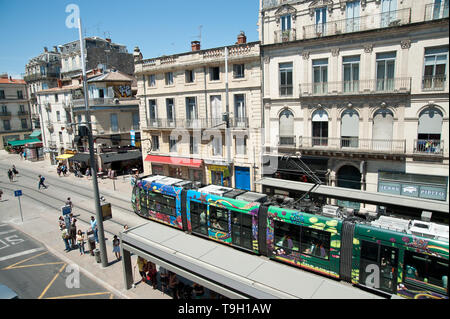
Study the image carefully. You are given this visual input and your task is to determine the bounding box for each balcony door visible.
[343,56,360,93]
[376,52,396,91]
[346,1,360,32]
[312,109,328,146]
[149,99,157,127]
[341,109,359,148]
[315,7,327,35]
[234,94,246,127]
[433,0,449,19]
[210,95,222,127]
[166,98,175,127]
[423,46,448,90]
[417,107,443,153]
[313,59,328,94]
[372,109,393,151]
[279,109,294,146]
[381,0,397,28]
[186,97,198,127]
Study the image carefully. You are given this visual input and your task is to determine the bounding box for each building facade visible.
[135,33,263,190]
[24,46,61,130]
[259,0,449,208]
[0,74,32,149]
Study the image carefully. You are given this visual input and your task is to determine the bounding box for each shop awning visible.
[145,155,203,168]
[7,138,41,147]
[56,154,75,160]
[29,130,42,138]
[68,153,91,164]
[100,150,142,164]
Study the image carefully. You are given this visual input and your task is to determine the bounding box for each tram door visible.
[231,211,253,251]
[359,240,398,294]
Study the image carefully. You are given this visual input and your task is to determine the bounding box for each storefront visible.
[100,150,142,176]
[205,160,232,187]
[378,171,448,201]
[7,138,41,156]
[144,155,204,183]
[24,141,44,162]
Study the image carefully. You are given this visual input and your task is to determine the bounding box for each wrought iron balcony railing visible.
[422,75,447,91]
[414,139,444,155]
[424,2,449,21]
[146,117,249,130]
[274,29,297,43]
[299,78,411,96]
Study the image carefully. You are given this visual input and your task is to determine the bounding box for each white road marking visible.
[0,247,45,262]
[0,229,16,236]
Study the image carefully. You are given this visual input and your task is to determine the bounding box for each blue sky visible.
[0,0,260,78]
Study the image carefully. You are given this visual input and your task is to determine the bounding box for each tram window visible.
[274,220,300,253]
[190,201,208,235]
[147,191,176,217]
[300,227,330,260]
[140,189,147,208]
[360,240,379,262]
[404,251,449,291]
[209,206,229,232]
[231,211,253,250]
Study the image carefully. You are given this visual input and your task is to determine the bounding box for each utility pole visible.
[77,17,108,267]
[224,47,231,165]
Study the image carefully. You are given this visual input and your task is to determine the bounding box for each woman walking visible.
[76,230,86,255]
[112,235,121,261]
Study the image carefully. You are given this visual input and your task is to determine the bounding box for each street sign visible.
[61,205,72,216]
[130,130,135,147]
[14,190,22,197]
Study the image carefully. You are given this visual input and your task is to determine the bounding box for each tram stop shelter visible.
[120,221,385,299]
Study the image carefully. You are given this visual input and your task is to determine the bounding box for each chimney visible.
[44,47,48,53]
[106,38,111,43]
[191,41,201,52]
[53,46,58,53]
[57,79,62,88]
[237,31,247,44]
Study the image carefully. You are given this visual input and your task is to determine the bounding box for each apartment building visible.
[134,33,263,190]
[0,74,32,150]
[36,69,140,172]
[24,46,61,130]
[59,37,134,80]
[258,0,449,208]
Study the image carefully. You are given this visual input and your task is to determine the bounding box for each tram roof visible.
[256,178,449,214]
[121,221,385,299]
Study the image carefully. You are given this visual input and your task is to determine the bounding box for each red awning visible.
[145,155,203,168]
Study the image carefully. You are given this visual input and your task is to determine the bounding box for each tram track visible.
[0,163,135,214]
[0,181,127,235]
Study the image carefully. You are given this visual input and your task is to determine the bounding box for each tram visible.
[131,175,449,299]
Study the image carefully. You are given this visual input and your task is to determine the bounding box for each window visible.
[165,72,173,85]
[166,98,175,125]
[190,201,208,235]
[21,119,28,129]
[17,90,23,99]
[372,109,394,150]
[279,109,295,145]
[343,56,360,92]
[315,7,327,35]
[186,97,197,126]
[1,105,7,113]
[210,95,222,127]
[231,211,253,250]
[404,251,448,294]
[19,105,25,113]
[77,114,82,124]
[148,74,156,87]
[381,0,398,28]
[234,94,246,126]
[3,120,11,131]
[279,62,293,96]
[212,135,222,156]
[110,113,118,132]
[59,132,63,143]
[376,52,396,91]
[233,64,245,79]
[147,192,177,217]
[313,59,328,94]
[300,227,330,259]
[151,135,159,151]
[0,90,5,99]
[190,135,198,155]
[423,46,448,90]
[281,14,292,31]
[346,1,361,32]
[132,112,139,130]
[341,109,359,148]
[54,94,58,102]
[432,0,450,20]
[312,109,329,146]
[210,66,220,81]
[66,111,72,124]
[209,206,228,232]
[235,135,247,155]
[149,99,157,126]
[185,70,195,83]
[189,169,203,183]
[274,220,300,254]
[56,111,61,122]
[416,107,443,153]
[169,135,177,152]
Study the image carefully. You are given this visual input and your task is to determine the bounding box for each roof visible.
[36,85,82,94]
[87,71,135,83]
[0,78,26,85]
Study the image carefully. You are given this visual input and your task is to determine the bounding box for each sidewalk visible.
[0,151,170,299]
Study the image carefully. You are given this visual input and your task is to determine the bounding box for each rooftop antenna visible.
[193,25,203,43]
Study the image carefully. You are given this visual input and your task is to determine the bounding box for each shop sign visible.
[378,182,401,195]
[379,181,447,201]
[419,186,447,201]
[208,165,230,178]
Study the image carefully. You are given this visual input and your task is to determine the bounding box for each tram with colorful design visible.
[132,175,449,299]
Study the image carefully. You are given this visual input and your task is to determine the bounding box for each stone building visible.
[258,0,449,210]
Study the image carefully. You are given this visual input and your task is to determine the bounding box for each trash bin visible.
[94,249,101,263]
[87,237,96,256]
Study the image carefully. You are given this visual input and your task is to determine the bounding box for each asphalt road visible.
[0,224,116,299]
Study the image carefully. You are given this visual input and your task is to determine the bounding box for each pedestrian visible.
[123,225,129,232]
[57,165,61,177]
[58,216,65,230]
[62,164,67,176]
[159,266,169,293]
[65,197,73,211]
[7,169,14,182]
[69,219,77,249]
[86,167,91,178]
[38,175,47,189]
[19,151,23,160]
[90,216,98,243]
[0,189,3,201]
[61,225,71,252]
[136,256,147,283]
[193,283,205,299]
[146,262,157,289]
[112,235,121,261]
[12,165,18,177]
[23,151,26,161]
[168,272,180,299]
[76,230,86,255]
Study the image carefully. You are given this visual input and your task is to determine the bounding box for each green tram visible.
[133,176,449,299]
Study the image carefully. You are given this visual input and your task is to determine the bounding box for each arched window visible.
[341,109,359,148]
[416,107,443,153]
[279,109,294,145]
[312,109,328,146]
[372,109,394,151]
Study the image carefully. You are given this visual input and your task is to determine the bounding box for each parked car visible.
[0,284,19,299]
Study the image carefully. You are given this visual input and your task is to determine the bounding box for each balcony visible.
[17,111,29,116]
[44,103,51,111]
[413,139,444,156]
[62,101,73,110]
[72,97,138,108]
[424,2,449,21]
[47,123,54,132]
[274,29,297,43]
[299,78,411,97]
[23,72,60,82]
[422,75,447,91]
[302,8,411,40]
[145,117,249,130]
[0,111,12,118]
